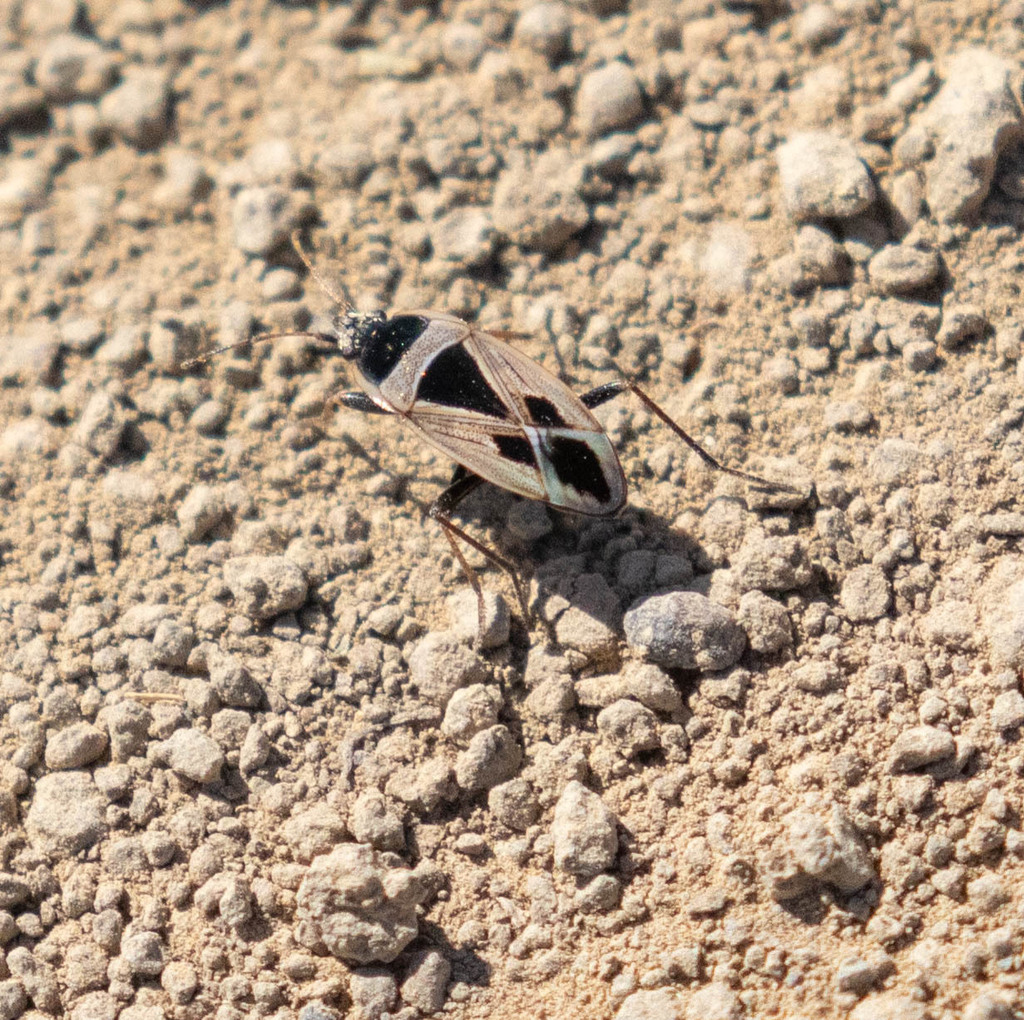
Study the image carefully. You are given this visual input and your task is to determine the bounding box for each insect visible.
[193,234,793,643]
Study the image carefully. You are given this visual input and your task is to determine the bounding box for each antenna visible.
[181,331,334,371]
[290,230,352,311]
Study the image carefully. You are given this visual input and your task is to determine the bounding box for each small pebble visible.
[454,725,522,792]
[153,728,225,784]
[839,564,891,621]
[514,2,572,63]
[868,245,942,295]
[97,69,171,148]
[576,61,644,139]
[623,591,745,671]
[777,132,876,220]
[552,781,618,878]
[889,725,955,772]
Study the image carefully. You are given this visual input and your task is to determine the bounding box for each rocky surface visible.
[0,2,1023,1019]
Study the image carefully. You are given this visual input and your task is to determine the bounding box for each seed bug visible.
[192,234,793,644]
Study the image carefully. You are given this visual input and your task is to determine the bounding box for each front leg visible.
[337,392,393,414]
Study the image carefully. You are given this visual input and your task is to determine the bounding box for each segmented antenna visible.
[182,232,347,370]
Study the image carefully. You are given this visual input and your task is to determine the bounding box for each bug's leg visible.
[579,380,795,492]
[337,392,392,414]
[428,468,531,645]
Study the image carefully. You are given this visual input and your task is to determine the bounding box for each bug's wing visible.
[465,331,628,516]
[406,408,551,502]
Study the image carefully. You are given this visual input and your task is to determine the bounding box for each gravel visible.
[295,845,429,964]
[152,728,226,784]
[576,61,644,139]
[552,781,618,878]
[624,591,746,671]
[777,132,876,220]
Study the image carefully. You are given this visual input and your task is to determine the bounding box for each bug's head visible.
[333,308,387,360]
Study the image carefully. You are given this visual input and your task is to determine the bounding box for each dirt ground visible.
[2,0,1024,1018]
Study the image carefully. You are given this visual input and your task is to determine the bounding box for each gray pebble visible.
[190,398,229,436]
[5,947,60,1013]
[74,389,128,459]
[615,989,677,1020]
[773,224,851,291]
[792,660,841,694]
[492,150,589,253]
[176,483,228,542]
[26,771,106,853]
[902,340,937,372]
[0,875,30,910]
[98,69,171,149]
[44,721,108,769]
[232,186,299,257]
[446,590,510,649]
[282,805,348,861]
[737,591,792,654]
[624,591,745,671]
[349,791,405,852]
[991,690,1024,731]
[777,132,876,220]
[575,874,621,914]
[122,930,166,977]
[296,844,428,963]
[889,725,955,772]
[797,3,844,48]
[35,33,117,102]
[441,684,503,745]
[514,2,572,63]
[839,564,891,622]
[432,206,496,269]
[835,954,893,995]
[596,700,660,757]
[868,438,924,486]
[350,967,398,1020]
[936,303,987,351]
[787,806,876,892]
[0,980,27,1020]
[153,728,225,784]
[734,534,814,591]
[868,244,941,295]
[488,778,540,831]
[552,781,618,878]
[454,724,522,792]
[400,949,450,1015]
[408,631,488,707]
[317,142,374,189]
[917,49,1022,222]
[824,400,874,433]
[222,555,308,621]
[440,22,487,71]
[154,150,213,215]
[576,61,644,139]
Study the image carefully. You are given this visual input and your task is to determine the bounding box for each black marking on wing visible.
[525,394,567,427]
[359,315,428,384]
[493,434,537,467]
[546,436,612,504]
[417,344,509,420]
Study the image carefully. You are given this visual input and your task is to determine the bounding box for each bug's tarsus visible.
[581,379,799,496]
[291,230,353,312]
[181,330,334,372]
[429,468,531,646]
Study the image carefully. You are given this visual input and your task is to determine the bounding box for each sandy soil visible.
[1,1,1024,1018]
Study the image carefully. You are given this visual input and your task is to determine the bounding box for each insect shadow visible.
[188,232,799,646]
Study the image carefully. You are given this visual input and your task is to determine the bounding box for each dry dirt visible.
[2,1,1024,1018]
